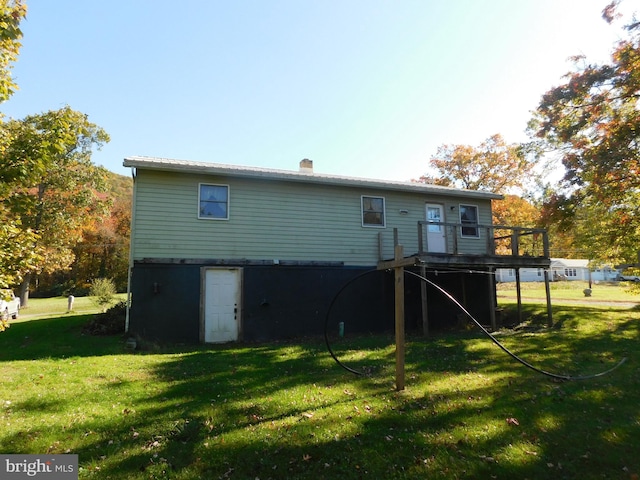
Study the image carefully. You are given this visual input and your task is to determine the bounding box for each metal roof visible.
[550,258,590,268]
[123,155,503,200]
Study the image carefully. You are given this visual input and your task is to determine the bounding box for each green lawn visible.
[0,296,639,479]
[497,280,639,303]
[16,294,128,319]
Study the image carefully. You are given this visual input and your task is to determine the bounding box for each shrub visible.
[89,278,117,312]
[82,301,127,336]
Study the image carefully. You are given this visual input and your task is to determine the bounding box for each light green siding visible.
[131,170,494,265]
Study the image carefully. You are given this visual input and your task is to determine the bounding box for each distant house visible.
[592,265,622,282]
[497,259,620,283]
[495,267,545,283]
[123,157,551,343]
[549,258,590,281]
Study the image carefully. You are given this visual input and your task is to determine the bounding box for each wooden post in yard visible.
[515,268,522,325]
[394,244,405,391]
[544,269,553,327]
[420,264,429,336]
[488,267,497,330]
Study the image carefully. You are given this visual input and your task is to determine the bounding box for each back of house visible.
[124,156,505,343]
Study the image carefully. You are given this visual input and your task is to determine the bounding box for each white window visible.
[199,184,229,220]
[362,196,385,227]
[459,204,479,238]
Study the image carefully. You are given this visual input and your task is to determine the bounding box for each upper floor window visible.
[199,184,229,220]
[459,204,479,237]
[362,196,385,227]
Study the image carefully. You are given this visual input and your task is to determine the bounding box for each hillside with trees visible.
[34,171,132,297]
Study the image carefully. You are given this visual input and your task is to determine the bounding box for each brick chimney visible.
[299,159,313,173]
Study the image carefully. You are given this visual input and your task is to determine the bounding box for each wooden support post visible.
[420,265,429,336]
[488,267,497,330]
[394,244,405,391]
[515,268,522,325]
[544,269,553,327]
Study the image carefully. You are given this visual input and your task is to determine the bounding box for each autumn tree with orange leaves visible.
[2,107,110,306]
[529,1,640,265]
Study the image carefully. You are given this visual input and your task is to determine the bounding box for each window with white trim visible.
[459,204,479,237]
[565,268,577,277]
[362,196,385,227]
[199,184,229,220]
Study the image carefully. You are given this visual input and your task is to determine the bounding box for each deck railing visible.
[417,221,549,259]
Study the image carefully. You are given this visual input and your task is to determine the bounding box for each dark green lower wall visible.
[128,262,495,344]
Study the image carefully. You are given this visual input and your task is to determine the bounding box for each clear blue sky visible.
[1,0,635,181]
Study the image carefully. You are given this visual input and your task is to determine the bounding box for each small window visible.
[199,184,229,220]
[362,196,385,227]
[459,204,479,237]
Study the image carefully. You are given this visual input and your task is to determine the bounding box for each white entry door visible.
[425,204,447,253]
[203,268,240,343]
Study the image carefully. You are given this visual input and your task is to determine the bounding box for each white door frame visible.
[200,267,242,343]
[425,203,447,253]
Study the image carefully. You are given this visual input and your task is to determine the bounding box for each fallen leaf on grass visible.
[506,417,520,426]
[479,455,496,463]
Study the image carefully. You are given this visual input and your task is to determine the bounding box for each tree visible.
[77,172,131,292]
[491,194,543,256]
[0,221,39,288]
[418,134,540,194]
[0,0,28,289]
[492,194,540,227]
[0,0,27,104]
[529,2,640,264]
[1,106,110,305]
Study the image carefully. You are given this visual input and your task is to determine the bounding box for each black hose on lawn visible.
[324,268,626,380]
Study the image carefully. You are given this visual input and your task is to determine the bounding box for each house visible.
[549,258,590,281]
[497,259,621,283]
[592,265,621,282]
[123,156,551,343]
[495,267,546,283]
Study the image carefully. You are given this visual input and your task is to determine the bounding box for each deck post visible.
[394,244,405,391]
[515,268,522,324]
[420,264,429,335]
[544,269,553,327]
[488,267,497,330]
